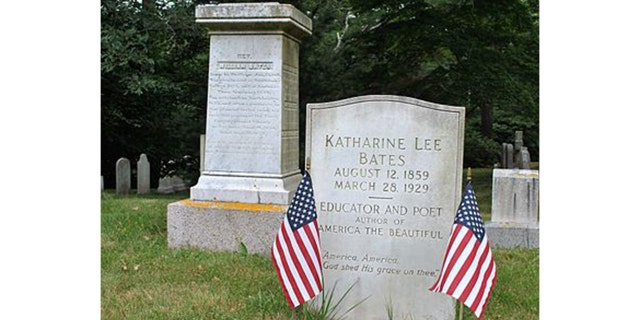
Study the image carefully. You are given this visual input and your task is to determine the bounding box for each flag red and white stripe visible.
[429,183,496,319]
[271,172,323,308]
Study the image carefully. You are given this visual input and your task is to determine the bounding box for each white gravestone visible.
[491,169,539,225]
[137,153,150,194]
[190,2,312,204]
[115,158,131,195]
[306,95,465,320]
[485,169,539,248]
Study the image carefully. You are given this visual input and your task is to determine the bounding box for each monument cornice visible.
[196,3,312,40]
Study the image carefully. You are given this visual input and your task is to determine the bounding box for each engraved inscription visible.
[207,60,281,158]
[307,98,464,319]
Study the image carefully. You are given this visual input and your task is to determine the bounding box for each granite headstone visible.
[115,158,131,195]
[137,153,150,194]
[306,95,465,320]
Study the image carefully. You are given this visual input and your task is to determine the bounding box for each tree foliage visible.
[101,0,538,186]
[299,0,539,166]
[101,0,209,187]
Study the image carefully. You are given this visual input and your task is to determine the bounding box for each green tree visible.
[101,0,209,187]
[298,0,539,166]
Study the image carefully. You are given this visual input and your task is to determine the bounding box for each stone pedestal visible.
[190,2,312,205]
[486,169,539,248]
[168,200,287,254]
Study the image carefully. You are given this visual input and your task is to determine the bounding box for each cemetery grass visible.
[101,172,539,320]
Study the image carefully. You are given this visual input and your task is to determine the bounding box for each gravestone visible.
[157,176,174,194]
[514,130,524,153]
[101,176,104,191]
[189,2,312,204]
[501,143,508,168]
[505,143,514,168]
[516,146,531,170]
[168,2,313,254]
[137,153,150,194]
[158,176,188,194]
[485,169,539,248]
[306,95,465,320]
[115,158,131,195]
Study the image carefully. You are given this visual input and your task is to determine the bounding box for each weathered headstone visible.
[506,143,514,168]
[501,143,509,168]
[115,158,131,195]
[306,95,465,320]
[521,147,531,169]
[485,169,539,248]
[157,176,174,194]
[158,176,187,194]
[189,2,312,204]
[137,154,150,194]
[516,146,531,170]
[514,130,524,153]
[168,2,313,255]
[171,176,187,192]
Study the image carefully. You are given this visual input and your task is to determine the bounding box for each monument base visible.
[167,200,286,255]
[485,221,539,249]
[190,172,301,204]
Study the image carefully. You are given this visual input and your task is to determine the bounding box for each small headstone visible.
[137,154,150,194]
[157,175,188,194]
[501,143,508,168]
[521,147,531,169]
[306,95,465,320]
[491,169,539,225]
[514,130,524,152]
[157,176,174,194]
[115,158,131,195]
[171,176,187,192]
[506,143,514,168]
[486,169,539,248]
[101,176,104,191]
[516,146,531,170]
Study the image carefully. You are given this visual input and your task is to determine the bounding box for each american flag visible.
[271,172,323,308]
[429,182,497,319]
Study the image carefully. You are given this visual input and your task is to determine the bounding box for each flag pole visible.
[457,167,472,320]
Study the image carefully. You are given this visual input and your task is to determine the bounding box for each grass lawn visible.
[101,167,538,319]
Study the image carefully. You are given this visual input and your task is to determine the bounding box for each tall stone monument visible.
[168,2,312,254]
[306,95,465,320]
[190,2,312,204]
